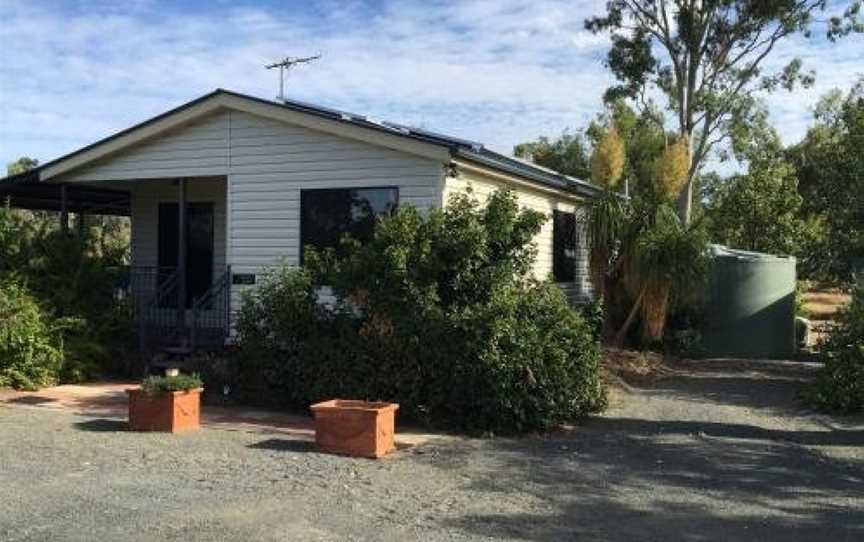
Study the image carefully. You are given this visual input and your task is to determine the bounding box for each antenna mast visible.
[266,54,321,101]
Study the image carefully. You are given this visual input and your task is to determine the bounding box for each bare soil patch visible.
[802,289,852,321]
[602,347,678,381]
[802,288,852,346]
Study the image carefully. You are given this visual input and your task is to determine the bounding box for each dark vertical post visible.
[59,184,69,233]
[176,178,187,341]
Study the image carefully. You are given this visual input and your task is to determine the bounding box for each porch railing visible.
[190,266,232,350]
[135,267,180,354]
[114,266,176,307]
[116,266,231,354]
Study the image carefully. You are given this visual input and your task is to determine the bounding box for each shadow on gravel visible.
[643,375,810,414]
[637,360,822,417]
[437,360,864,541]
[8,395,56,405]
[594,417,864,446]
[441,426,864,541]
[248,438,317,453]
[74,418,129,432]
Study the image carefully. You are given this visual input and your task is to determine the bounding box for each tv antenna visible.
[266,54,321,101]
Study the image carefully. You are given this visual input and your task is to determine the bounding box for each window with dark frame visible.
[552,210,577,283]
[300,187,399,263]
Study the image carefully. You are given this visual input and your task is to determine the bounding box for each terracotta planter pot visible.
[127,388,203,433]
[310,400,399,458]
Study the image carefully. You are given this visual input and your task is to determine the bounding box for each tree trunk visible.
[678,178,694,225]
[678,129,696,225]
[614,286,646,347]
[641,283,671,344]
[601,274,617,343]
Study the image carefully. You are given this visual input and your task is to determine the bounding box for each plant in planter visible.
[127,373,203,433]
[310,400,399,458]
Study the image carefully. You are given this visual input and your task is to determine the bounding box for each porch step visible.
[147,344,193,375]
[162,345,193,356]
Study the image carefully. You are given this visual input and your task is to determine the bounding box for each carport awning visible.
[0,171,130,216]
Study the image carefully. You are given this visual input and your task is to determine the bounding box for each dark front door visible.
[158,202,214,307]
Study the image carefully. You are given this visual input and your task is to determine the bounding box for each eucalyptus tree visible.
[6,156,38,175]
[788,78,864,280]
[586,0,862,224]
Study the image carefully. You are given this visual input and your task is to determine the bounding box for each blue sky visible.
[1,0,862,174]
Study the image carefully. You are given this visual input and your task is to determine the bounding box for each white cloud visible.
[0,0,612,165]
[0,0,861,175]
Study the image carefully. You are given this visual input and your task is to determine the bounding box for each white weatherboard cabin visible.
[0,89,600,354]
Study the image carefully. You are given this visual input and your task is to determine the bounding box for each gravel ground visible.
[1,358,862,541]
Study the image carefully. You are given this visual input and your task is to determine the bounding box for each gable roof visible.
[3,89,602,198]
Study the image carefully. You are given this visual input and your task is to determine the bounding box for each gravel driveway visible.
[1,358,862,541]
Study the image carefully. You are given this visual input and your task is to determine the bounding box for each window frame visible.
[299,186,400,265]
[552,209,578,283]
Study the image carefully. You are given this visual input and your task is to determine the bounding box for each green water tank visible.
[702,245,797,358]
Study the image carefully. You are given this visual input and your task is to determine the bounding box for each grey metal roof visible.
[1,89,602,198]
[245,90,601,198]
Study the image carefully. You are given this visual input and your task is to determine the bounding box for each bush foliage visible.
[141,373,203,396]
[806,285,864,413]
[0,202,134,388]
[236,190,606,433]
[0,282,63,390]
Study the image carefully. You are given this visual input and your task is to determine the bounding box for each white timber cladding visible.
[225,110,444,313]
[128,178,227,284]
[51,97,597,331]
[59,112,232,182]
[53,107,446,319]
[443,166,594,304]
[41,93,450,181]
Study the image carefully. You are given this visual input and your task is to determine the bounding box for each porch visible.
[1,174,233,356]
[118,264,232,354]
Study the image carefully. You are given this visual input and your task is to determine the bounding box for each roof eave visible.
[3,88,603,200]
[453,148,602,198]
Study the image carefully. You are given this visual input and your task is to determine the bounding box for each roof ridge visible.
[2,88,601,197]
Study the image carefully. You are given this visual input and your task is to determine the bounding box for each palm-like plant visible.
[586,190,628,292]
[628,205,707,343]
[587,124,708,347]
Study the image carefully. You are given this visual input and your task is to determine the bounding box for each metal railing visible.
[190,266,232,350]
[114,266,175,306]
[115,266,231,354]
[136,268,181,354]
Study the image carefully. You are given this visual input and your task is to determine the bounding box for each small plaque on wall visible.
[232,273,256,285]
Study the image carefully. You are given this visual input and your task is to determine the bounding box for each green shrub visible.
[795,281,812,319]
[0,282,63,390]
[806,285,864,413]
[577,298,605,341]
[237,190,606,433]
[186,350,240,404]
[140,373,203,396]
[233,265,319,404]
[1,205,135,382]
